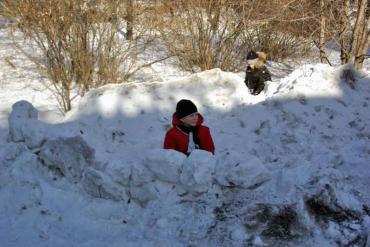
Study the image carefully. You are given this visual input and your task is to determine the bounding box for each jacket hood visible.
[172,112,204,126]
[255,52,267,68]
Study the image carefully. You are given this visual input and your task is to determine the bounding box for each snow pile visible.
[6,102,219,205]
[7,100,50,149]
[1,63,370,246]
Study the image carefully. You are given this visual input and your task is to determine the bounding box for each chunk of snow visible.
[216,152,271,189]
[105,160,132,187]
[7,101,50,149]
[180,150,216,193]
[38,136,95,183]
[144,149,186,183]
[82,167,128,201]
[130,162,155,187]
[130,181,158,204]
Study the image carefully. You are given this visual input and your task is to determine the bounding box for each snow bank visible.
[2,64,370,246]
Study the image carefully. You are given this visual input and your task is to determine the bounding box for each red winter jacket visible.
[163,113,215,155]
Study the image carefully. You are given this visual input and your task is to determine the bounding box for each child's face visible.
[180,113,199,127]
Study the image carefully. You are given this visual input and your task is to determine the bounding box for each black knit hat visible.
[247,50,258,60]
[176,99,198,119]
[246,50,259,64]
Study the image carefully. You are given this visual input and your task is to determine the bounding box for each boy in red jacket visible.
[163,99,215,156]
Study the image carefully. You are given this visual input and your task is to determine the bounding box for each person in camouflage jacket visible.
[244,50,271,95]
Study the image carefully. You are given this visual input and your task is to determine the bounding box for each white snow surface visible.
[0,30,370,246]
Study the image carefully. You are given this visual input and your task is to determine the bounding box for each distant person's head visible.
[176,99,199,127]
[247,50,267,68]
[246,50,259,66]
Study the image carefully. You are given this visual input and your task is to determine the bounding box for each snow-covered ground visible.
[0,27,370,247]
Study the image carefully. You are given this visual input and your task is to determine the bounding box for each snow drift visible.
[2,64,370,246]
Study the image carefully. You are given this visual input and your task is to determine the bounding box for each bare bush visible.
[1,0,161,112]
[154,0,316,72]
[235,1,315,62]
[154,0,248,72]
[316,0,370,69]
[242,24,312,62]
[287,0,369,69]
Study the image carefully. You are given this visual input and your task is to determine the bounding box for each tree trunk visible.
[354,23,370,70]
[350,0,367,62]
[126,0,134,41]
[62,84,72,112]
[319,0,326,63]
[208,0,221,33]
[353,0,369,70]
[340,0,351,64]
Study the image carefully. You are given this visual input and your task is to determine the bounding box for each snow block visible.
[144,149,187,183]
[130,182,158,205]
[129,164,158,204]
[176,203,215,241]
[105,160,132,187]
[8,101,36,140]
[82,167,128,201]
[1,143,28,167]
[0,143,30,187]
[22,120,49,149]
[38,136,95,183]
[216,153,271,189]
[131,163,155,187]
[180,150,216,194]
[7,100,48,149]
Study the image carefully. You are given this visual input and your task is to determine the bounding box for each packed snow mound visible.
[65,68,248,120]
[265,63,368,98]
[3,64,370,246]
[66,64,368,121]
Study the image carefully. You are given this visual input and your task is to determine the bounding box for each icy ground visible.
[0,30,370,246]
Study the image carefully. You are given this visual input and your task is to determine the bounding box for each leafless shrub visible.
[286,0,370,69]
[1,0,163,112]
[154,0,248,72]
[154,0,317,72]
[243,24,312,62]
